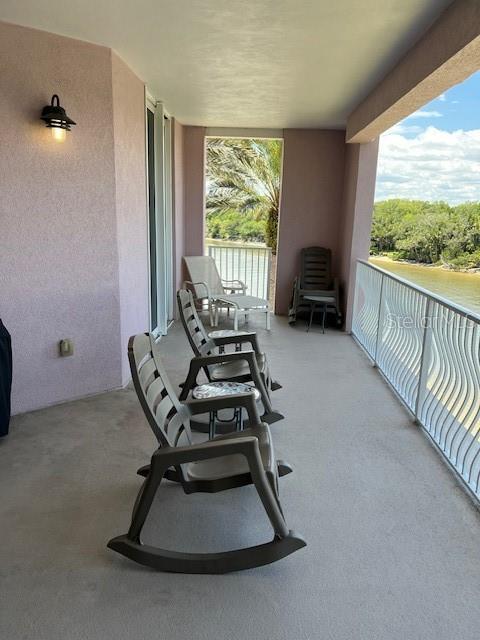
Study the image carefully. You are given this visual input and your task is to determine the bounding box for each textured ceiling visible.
[0,0,453,128]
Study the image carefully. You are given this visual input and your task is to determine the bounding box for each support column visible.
[339,139,379,332]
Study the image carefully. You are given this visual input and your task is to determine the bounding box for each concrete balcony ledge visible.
[2,315,480,640]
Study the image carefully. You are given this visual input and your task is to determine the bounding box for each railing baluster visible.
[373,273,385,366]
[266,249,271,302]
[243,248,247,293]
[414,298,433,421]
[256,250,260,298]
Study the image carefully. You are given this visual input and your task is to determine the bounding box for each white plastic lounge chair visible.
[183,255,271,330]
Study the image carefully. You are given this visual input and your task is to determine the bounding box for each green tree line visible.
[205,137,282,252]
[371,199,480,269]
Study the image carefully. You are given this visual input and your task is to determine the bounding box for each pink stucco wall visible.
[275,129,346,315]
[0,22,148,413]
[171,123,206,299]
[183,126,206,257]
[172,119,186,293]
[112,52,149,384]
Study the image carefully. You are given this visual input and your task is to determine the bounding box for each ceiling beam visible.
[346,0,480,143]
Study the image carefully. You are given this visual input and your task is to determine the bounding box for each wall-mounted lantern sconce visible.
[40,94,76,142]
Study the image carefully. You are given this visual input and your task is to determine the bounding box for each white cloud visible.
[438,93,447,102]
[386,123,424,136]
[407,110,443,118]
[375,126,480,204]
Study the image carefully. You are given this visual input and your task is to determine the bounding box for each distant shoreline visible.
[370,255,480,274]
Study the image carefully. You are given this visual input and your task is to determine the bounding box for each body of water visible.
[369,257,480,315]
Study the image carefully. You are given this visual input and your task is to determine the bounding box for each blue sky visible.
[375,70,480,203]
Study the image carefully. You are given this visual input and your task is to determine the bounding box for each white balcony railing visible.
[352,259,480,500]
[205,240,272,301]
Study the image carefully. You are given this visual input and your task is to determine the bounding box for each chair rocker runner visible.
[184,255,270,330]
[177,289,283,425]
[107,333,305,574]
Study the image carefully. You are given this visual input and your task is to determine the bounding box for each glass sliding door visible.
[146,97,174,335]
[163,114,174,325]
[147,107,158,330]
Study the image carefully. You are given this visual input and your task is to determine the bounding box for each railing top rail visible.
[358,259,480,324]
[205,239,272,253]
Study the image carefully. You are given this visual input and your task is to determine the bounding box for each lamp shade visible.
[40,94,76,131]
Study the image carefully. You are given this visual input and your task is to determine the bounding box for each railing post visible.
[373,273,385,367]
[414,298,433,423]
[266,248,272,303]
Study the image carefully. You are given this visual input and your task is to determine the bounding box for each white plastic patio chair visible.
[183,255,270,330]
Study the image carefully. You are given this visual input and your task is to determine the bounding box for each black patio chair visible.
[288,246,342,326]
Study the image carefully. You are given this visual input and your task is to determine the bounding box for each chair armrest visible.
[184,280,210,299]
[153,435,260,466]
[222,279,246,287]
[212,332,261,354]
[222,279,247,293]
[192,350,257,368]
[183,392,261,424]
[179,350,259,400]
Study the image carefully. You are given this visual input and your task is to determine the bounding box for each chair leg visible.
[209,411,216,439]
[209,301,214,326]
[261,355,282,392]
[307,302,315,332]
[250,367,284,424]
[336,306,342,327]
[128,457,165,541]
[245,445,290,539]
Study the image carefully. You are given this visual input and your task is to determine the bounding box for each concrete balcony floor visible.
[2,314,480,640]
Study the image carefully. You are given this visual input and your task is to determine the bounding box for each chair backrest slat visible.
[184,256,224,297]
[146,377,169,414]
[138,357,156,389]
[301,247,332,290]
[128,333,192,448]
[177,289,217,358]
[155,394,175,431]
[167,413,188,446]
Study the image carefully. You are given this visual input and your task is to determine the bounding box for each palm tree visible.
[206,138,282,253]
